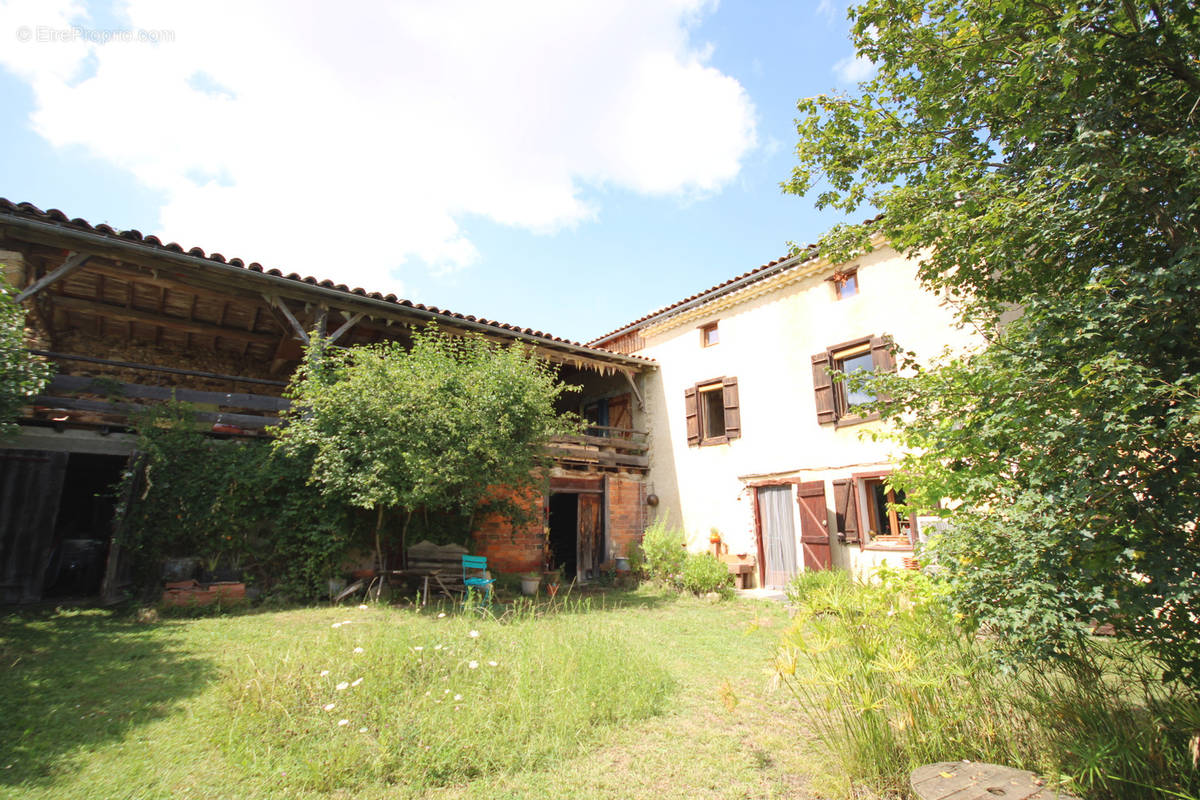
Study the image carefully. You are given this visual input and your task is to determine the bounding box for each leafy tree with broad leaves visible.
[0,278,53,436]
[272,326,577,570]
[786,1,1200,687]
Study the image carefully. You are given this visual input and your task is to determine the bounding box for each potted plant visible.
[519,572,541,596]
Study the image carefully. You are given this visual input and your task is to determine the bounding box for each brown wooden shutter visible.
[684,385,699,446]
[722,376,741,440]
[811,351,836,424]
[833,478,860,543]
[797,481,832,570]
[870,335,895,372]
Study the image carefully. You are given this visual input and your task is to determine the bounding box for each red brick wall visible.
[607,477,645,563]
[470,484,545,574]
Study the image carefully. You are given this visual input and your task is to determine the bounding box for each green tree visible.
[0,278,53,436]
[786,1,1200,686]
[272,326,577,570]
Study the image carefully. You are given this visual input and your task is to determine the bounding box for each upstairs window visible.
[811,335,895,426]
[831,269,858,300]
[684,377,741,446]
[700,321,719,347]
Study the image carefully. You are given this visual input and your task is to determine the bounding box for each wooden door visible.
[577,493,603,580]
[756,486,798,588]
[797,481,832,570]
[0,449,68,603]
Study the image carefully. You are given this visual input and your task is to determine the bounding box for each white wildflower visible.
[487,661,498,667]
[331,622,342,629]
[434,644,443,650]
[437,612,446,618]
[353,647,364,654]
[413,646,424,652]
[351,678,363,687]
[359,727,368,733]
[323,703,336,712]
[468,661,479,669]
[336,681,349,691]
[454,694,463,701]
[468,630,480,638]
[357,604,369,610]
[320,670,330,677]
[338,719,349,727]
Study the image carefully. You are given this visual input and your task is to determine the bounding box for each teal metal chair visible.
[461,555,495,605]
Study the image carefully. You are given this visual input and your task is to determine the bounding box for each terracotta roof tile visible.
[0,198,651,363]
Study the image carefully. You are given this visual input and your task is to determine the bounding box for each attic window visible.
[831,270,858,300]
[700,321,719,347]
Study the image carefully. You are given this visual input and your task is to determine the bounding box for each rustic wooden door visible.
[797,481,832,570]
[756,486,798,588]
[577,493,603,580]
[0,449,68,603]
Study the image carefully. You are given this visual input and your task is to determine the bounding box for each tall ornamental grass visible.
[776,569,1200,800]
[213,602,673,793]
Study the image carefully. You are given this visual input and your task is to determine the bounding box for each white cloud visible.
[0,0,756,295]
[832,53,877,83]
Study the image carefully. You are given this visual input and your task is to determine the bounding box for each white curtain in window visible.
[757,486,798,588]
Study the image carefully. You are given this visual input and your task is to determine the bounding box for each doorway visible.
[756,485,798,589]
[547,491,605,582]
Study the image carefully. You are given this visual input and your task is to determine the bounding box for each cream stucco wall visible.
[632,244,980,583]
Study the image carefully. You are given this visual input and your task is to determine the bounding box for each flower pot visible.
[520,575,541,596]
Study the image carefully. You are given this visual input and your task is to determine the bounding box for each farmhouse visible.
[590,235,978,586]
[0,199,977,602]
[0,200,651,603]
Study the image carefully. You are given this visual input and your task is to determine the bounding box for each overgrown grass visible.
[1,589,810,799]
[776,569,1200,800]
[215,601,673,792]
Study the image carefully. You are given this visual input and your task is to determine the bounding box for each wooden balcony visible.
[547,426,649,471]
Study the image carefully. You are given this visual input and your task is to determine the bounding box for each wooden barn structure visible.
[0,200,653,604]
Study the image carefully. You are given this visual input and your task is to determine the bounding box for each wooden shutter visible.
[797,481,831,570]
[833,478,860,543]
[684,386,699,446]
[811,351,836,424]
[722,376,741,440]
[607,393,632,438]
[870,335,895,372]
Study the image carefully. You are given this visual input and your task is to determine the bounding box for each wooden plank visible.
[545,447,649,468]
[50,294,279,345]
[31,350,288,387]
[31,395,280,429]
[326,312,364,344]
[550,433,648,452]
[15,251,91,303]
[47,375,290,412]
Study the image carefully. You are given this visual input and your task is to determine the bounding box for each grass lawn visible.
[0,589,816,800]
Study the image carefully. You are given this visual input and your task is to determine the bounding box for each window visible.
[831,269,858,300]
[861,477,912,544]
[700,321,719,347]
[684,377,740,446]
[811,335,895,426]
[832,473,915,548]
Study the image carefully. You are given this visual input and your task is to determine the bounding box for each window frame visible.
[684,376,741,447]
[830,268,859,300]
[811,334,895,428]
[699,321,720,348]
[852,469,916,550]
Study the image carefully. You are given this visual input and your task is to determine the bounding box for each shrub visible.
[774,568,1200,800]
[640,515,685,583]
[680,552,733,596]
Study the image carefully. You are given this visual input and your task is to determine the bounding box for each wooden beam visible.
[15,251,91,303]
[50,294,279,345]
[622,369,645,411]
[265,295,309,343]
[31,395,280,430]
[326,312,364,344]
[47,375,290,412]
[32,349,288,386]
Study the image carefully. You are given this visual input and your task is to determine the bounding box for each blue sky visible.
[0,0,869,343]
